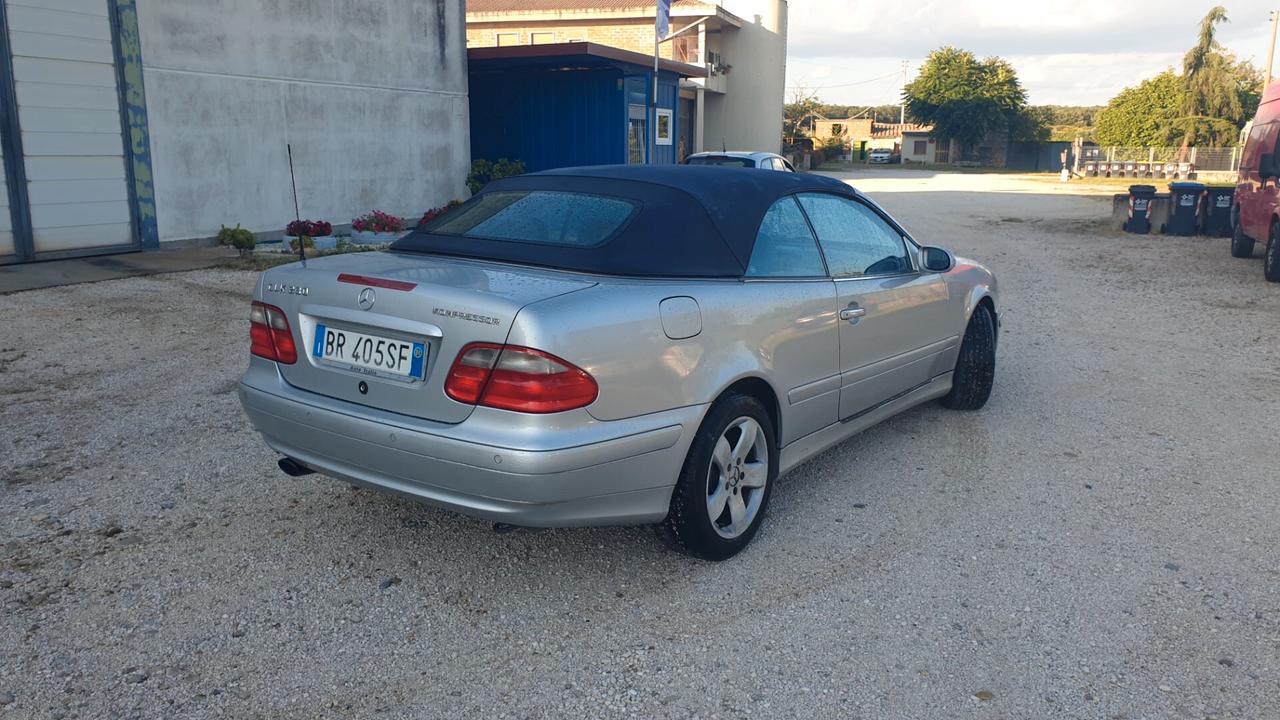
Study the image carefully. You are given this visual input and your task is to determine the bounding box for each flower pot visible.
[349,230,402,245]
[284,235,337,252]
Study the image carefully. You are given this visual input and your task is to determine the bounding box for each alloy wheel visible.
[705,417,769,539]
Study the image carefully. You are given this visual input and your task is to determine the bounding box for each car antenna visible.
[287,142,304,266]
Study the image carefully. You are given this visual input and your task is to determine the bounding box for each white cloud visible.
[723,0,1275,105]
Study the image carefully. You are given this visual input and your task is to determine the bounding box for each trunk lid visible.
[257,251,596,423]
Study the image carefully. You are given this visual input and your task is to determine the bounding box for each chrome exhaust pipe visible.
[277,457,315,477]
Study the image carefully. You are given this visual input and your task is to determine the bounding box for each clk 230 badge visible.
[265,282,310,296]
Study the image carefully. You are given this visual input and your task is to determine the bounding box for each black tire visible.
[941,304,996,411]
[661,393,777,561]
[1231,216,1255,258]
[1266,222,1280,282]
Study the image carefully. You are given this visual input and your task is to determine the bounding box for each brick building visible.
[812,118,936,161]
[466,0,788,158]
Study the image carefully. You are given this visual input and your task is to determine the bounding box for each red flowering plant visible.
[418,199,463,228]
[285,220,332,237]
[352,210,404,234]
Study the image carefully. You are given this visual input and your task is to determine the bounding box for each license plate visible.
[311,324,426,380]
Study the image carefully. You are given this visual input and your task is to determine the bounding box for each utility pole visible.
[1267,10,1279,87]
[900,60,909,125]
[653,0,671,163]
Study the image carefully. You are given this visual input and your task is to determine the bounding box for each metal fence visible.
[1079,146,1240,176]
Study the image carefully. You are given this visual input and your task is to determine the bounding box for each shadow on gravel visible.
[284,396,980,582]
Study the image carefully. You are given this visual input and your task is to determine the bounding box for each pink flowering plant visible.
[352,210,404,234]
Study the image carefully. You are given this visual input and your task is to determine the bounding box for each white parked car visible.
[868,148,899,164]
[685,151,795,172]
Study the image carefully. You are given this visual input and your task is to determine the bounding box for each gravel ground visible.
[2,171,1278,719]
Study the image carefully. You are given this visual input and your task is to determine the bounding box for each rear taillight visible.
[249,301,297,364]
[444,343,597,413]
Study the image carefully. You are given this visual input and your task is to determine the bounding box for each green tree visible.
[1094,7,1260,147]
[1029,105,1103,141]
[1094,71,1188,146]
[1011,106,1052,142]
[1036,105,1102,126]
[1181,6,1239,145]
[903,47,1032,150]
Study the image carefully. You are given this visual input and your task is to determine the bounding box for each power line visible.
[786,70,901,90]
[789,58,890,76]
[900,60,908,124]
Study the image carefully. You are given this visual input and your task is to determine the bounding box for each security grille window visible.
[627,106,647,164]
[914,140,928,155]
[797,193,911,278]
[672,36,699,64]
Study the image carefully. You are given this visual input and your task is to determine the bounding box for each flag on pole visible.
[656,0,670,39]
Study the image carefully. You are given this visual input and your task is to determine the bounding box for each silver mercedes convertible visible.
[238,165,998,560]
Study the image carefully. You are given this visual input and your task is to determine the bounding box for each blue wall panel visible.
[471,62,684,172]
[621,71,679,165]
[470,68,626,172]
[655,72,679,165]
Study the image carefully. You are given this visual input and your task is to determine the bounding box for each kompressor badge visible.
[433,307,500,326]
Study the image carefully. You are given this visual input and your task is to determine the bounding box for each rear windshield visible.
[687,156,754,168]
[422,190,638,247]
[390,174,750,278]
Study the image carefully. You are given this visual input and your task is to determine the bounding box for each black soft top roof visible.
[391,165,859,278]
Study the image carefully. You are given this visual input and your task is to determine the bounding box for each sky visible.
[721,0,1276,108]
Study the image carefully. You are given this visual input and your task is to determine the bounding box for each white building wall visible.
[136,0,470,243]
[901,133,935,163]
[712,3,786,152]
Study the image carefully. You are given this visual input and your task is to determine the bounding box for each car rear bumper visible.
[237,362,703,527]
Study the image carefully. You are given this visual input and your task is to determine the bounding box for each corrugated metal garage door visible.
[2,0,135,258]
[0,140,11,257]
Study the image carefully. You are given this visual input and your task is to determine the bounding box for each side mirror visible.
[920,245,955,273]
[1262,153,1277,179]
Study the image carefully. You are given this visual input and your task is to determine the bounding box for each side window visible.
[796,193,911,278]
[759,158,776,170]
[746,197,827,278]
[1246,121,1278,170]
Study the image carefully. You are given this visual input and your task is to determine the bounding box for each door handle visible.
[839,307,866,321]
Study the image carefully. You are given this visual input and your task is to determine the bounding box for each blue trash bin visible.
[1124,185,1157,234]
[1201,186,1235,237]
[1163,182,1205,236]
